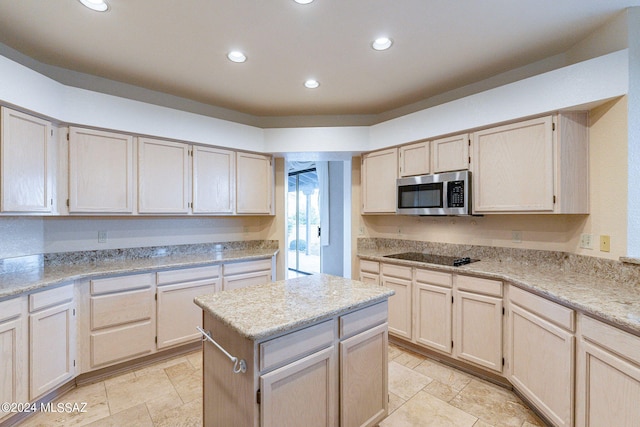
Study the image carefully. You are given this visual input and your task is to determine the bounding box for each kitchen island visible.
[194,273,394,427]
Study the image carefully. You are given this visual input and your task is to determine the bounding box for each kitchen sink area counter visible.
[0,240,279,299]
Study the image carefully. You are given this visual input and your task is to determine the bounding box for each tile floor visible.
[17,344,546,427]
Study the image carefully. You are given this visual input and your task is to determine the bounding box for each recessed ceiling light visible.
[294,0,314,4]
[78,0,109,12]
[304,79,320,89]
[227,51,247,63]
[372,37,393,51]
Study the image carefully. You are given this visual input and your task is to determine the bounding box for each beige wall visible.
[354,97,628,261]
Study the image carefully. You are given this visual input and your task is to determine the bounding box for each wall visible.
[355,97,628,261]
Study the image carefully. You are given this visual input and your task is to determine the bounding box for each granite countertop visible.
[0,244,279,299]
[194,273,394,340]
[358,248,640,337]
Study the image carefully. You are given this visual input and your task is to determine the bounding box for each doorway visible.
[287,165,320,277]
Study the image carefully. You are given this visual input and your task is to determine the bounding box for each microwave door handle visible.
[442,181,448,209]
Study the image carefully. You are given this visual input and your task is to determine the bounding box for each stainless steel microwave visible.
[396,170,471,215]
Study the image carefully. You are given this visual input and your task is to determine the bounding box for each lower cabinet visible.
[508,286,575,427]
[88,273,155,368]
[28,284,76,400]
[414,268,453,354]
[453,275,503,372]
[0,296,28,421]
[381,264,412,339]
[260,345,338,427]
[223,258,273,291]
[359,259,380,286]
[575,315,640,427]
[340,322,388,427]
[156,265,220,349]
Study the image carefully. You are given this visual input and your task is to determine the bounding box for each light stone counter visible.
[358,238,640,337]
[194,273,395,340]
[0,241,279,299]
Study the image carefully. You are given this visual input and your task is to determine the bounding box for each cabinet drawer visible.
[381,263,412,280]
[415,268,452,288]
[510,285,575,331]
[260,320,335,372]
[360,259,380,274]
[157,265,220,285]
[0,296,24,321]
[340,301,387,339]
[456,275,502,297]
[90,288,153,330]
[91,273,154,295]
[223,258,271,276]
[581,315,640,366]
[90,321,154,368]
[29,284,73,312]
[223,270,271,291]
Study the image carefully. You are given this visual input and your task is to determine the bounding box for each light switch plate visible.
[580,233,593,249]
[600,235,610,252]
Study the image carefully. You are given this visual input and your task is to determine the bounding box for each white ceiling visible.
[0,0,638,120]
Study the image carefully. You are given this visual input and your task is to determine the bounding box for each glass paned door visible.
[287,167,320,276]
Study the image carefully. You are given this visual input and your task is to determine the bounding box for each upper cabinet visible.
[472,113,589,214]
[236,152,273,214]
[399,141,429,177]
[138,137,190,214]
[432,133,469,173]
[68,127,134,214]
[193,146,235,214]
[362,148,398,214]
[1,107,53,213]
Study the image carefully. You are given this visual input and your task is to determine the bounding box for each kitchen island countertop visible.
[194,273,394,340]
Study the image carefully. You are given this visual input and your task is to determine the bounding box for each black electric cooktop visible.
[383,252,479,266]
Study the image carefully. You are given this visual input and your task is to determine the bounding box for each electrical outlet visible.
[512,231,522,243]
[98,231,108,243]
[580,233,593,249]
[600,235,611,252]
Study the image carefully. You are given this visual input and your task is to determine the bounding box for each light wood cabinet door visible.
[382,276,412,339]
[138,137,189,214]
[0,107,52,213]
[157,279,218,349]
[454,289,502,372]
[472,116,554,213]
[361,148,397,213]
[340,322,388,427]
[509,304,574,427]
[576,316,640,427]
[29,300,76,400]
[236,152,273,214]
[415,282,452,354]
[0,297,28,415]
[69,127,134,213]
[193,146,235,214]
[260,345,338,427]
[398,141,429,177]
[432,133,469,173]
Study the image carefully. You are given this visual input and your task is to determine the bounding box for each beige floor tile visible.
[186,350,203,370]
[388,343,405,361]
[388,391,406,414]
[105,369,177,415]
[414,359,472,391]
[449,379,543,427]
[102,371,135,388]
[380,391,477,427]
[393,350,426,369]
[473,420,494,427]
[423,380,460,402]
[84,403,153,427]
[164,360,203,404]
[134,355,191,378]
[143,386,184,422]
[388,361,433,401]
[151,398,202,427]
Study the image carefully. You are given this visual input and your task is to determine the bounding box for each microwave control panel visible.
[447,180,465,207]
